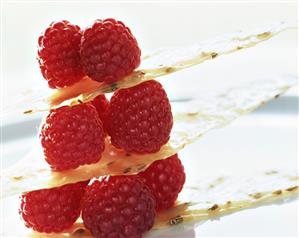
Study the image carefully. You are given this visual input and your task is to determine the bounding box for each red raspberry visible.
[91,94,109,122]
[82,176,155,238]
[39,103,105,171]
[105,80,173,154]
[80,18,141,83]
[38,20,84,89]
[19,181,88,233]
[138,154,185,211]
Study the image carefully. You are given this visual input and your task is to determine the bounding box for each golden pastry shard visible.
[2,75,297,197]
[3,22,293,114]
[2,170,298,237]
[53,22,293,106]
[154,171,298,230]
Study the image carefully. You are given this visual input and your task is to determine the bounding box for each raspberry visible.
[82,176,155,238]
[105,80,173,154]
[91,94,109,122]
[38,20,84,89]
[19,181,88,233]
[39,103,105,171]
[80,18,141,83]
[138,154,185,211]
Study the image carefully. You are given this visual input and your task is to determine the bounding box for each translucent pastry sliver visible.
[4,22,293,114]
[53,22,294,106]
[2,170,298,237]
[2,75,297,197]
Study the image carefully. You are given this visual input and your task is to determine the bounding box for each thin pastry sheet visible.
[2,170,298,237]
[2,75,297,197]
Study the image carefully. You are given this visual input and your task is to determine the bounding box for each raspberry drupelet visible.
[38,20,84,89]
[91,94,109,122]
[138,154,185,211]
[39,103,105,171]
[19,181,88,233]
[82,176,155,238]
[104,80,173,154]
[80,18,141,83]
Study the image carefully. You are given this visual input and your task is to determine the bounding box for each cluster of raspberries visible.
[19,19,186,238]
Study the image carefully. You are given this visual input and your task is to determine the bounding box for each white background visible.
[1,1,298,237]
[2,1,297,104]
